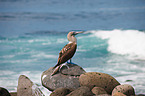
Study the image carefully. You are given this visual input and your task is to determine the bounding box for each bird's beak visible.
[74,31,84,35]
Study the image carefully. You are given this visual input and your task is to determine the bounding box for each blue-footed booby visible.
[51,31,83,76]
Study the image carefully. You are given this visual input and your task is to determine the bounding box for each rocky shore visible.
[0,63,145,96]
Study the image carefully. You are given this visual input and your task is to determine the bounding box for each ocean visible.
[0,0,145,95]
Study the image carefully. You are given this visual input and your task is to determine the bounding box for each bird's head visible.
[70,31,84,36]
[67,31,84,43]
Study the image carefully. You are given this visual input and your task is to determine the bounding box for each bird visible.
[51,31,83,76]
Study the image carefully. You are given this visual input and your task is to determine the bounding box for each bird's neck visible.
[69,41,77,44]
[68,36,77,44]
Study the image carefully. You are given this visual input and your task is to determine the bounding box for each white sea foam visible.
[31,52,57,59]
[2,55,15,58]
[28,40,34,43]
[89,29,145,60]
[77,46,87,52]
[42,42,51,45]
[56,38,67,43]
[28,39,51,44]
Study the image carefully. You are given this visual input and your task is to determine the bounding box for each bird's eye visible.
[72,32,75,35]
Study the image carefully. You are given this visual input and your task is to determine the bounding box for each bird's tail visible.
[53,63,60,69]
[51,65,60,76]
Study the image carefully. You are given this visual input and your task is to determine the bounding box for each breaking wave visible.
[88,29,145,60]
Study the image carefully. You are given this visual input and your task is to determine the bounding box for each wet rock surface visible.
[41,63,86,91]
[79,72,120,94]
[17,75,44,96]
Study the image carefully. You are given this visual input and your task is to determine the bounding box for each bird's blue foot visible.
[67,59,76,64]
[67,61,75,64]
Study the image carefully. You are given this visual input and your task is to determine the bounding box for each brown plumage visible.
[54,43,77,68]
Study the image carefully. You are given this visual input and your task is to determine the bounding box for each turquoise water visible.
[0,0,145,95]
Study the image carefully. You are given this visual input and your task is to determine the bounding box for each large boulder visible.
[66,86,93,96]
[112,84,135,96]
[17,75,44,96]
[41,63,86,91]
[79,72,120,94]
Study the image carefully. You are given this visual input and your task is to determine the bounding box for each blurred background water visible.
[0,0,145,95]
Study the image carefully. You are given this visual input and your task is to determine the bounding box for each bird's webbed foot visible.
[67,59,75,64]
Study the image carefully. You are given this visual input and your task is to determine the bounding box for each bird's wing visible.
[59,44,72,57]
[54,43,77,68]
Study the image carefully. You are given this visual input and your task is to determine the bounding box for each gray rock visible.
[112,84,135,96]
[137,94,145,96]
[92,87,107,95]
[97,94,111,96]
[50,87,71,96]
[79,72,120,94]
[17,75,44,96]
[61,64,86,75]
[41,63,86,91]
[66,86,93,96]
[10,92,17,96]
[0,87,11,96]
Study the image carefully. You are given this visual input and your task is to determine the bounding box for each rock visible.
[125,80,133,82]
[61,63,86,75]
[17,75,44,96]
[50,87,71,96]
[10,92,17,96]
[66,86,93,96]
[136,94,145,96]
[41,63,86,91]
[79,72,120,94]
[92,87,107,95]
[112,84,135,96]
[0,87,11,96]
[97,94,111,96]
[112,92,127,96]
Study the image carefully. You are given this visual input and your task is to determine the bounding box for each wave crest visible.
[89,29,145,59]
